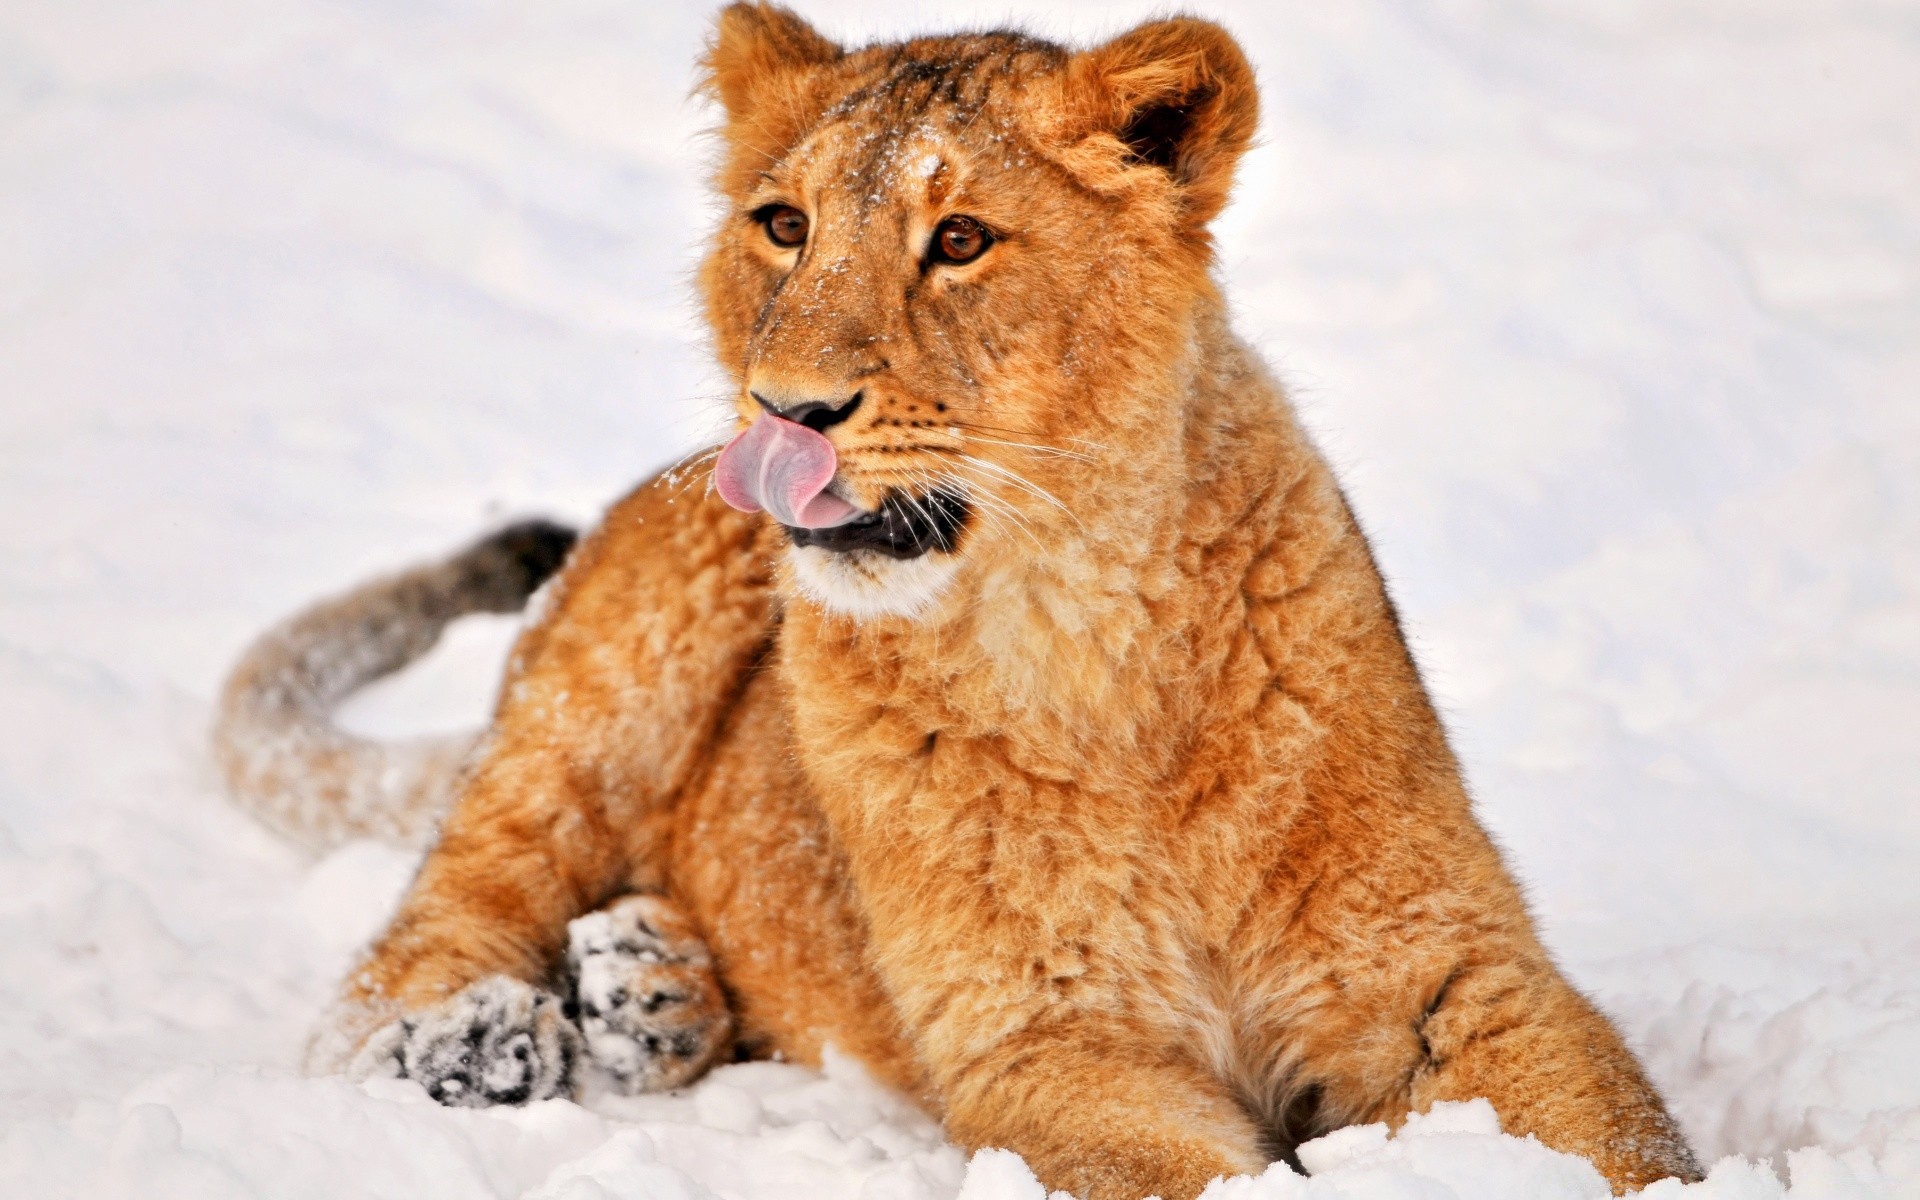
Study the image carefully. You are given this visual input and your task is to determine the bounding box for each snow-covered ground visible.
[1,1,1915,1196]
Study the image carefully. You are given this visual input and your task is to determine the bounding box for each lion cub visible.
[219,5,1701,1196]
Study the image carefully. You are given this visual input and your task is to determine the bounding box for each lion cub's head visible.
[698,4,1257,619]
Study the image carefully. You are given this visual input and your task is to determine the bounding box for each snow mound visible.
[959,1101,1911,1200]
[6,1079,1911,1200]
[0,1052,966,1200]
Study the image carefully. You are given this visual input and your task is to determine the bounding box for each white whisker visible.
[945,454,1080,529]
[936,471,1045,551]
[960,434,1095,463]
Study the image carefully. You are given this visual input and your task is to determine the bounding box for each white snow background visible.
[1,0,1916,1197]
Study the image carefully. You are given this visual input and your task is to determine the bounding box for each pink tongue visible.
[713,413,862,529]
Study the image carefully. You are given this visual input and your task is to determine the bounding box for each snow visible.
[1,0,1916,1197]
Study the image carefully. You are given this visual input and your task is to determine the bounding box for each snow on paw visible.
[567,894,733,1093]
[378,975,581,1106]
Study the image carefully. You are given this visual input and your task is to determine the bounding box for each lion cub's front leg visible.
[342,893,731,1102]
[567,894,733,1092]
[939,1023,1268,1200]
[350,974,581,1105]
[308,477,776,1099]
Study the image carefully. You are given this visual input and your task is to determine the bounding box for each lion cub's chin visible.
[787,544,960,622]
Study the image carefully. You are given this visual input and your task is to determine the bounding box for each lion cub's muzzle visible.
[786,488,970,559]
[715,409,971,559]
[714,412,863,528]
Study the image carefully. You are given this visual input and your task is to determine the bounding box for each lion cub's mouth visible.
[784,488,970,559]
[713,412,970,560]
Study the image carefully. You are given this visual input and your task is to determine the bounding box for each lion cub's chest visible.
[781,665,1284,947]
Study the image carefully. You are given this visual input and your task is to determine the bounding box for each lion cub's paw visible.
[566,894,732,1093]
[354,975,581,1107]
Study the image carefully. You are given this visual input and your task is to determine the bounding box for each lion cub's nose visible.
[750,388,864,433]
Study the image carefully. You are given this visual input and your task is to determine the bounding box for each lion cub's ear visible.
[1060,18,1259,227]
[700,3,844,172]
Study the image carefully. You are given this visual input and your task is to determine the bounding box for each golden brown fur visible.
[222,6,1701,1195]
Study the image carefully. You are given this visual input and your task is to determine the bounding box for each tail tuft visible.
[214,519,578,851]
[450,519,579,614]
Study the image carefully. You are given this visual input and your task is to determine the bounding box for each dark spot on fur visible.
[490,1080,532,1106]
[1415,968,1462,1069]
[670,1034,704,1059]
[453,519,577,612]
[1267,1082,1324,1170]
[1119,92,1215,175]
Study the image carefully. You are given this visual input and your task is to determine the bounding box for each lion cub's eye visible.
[930,215,991,266]
[757,205,809,249]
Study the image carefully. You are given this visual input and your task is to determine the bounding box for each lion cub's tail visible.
[213,520,576,852]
